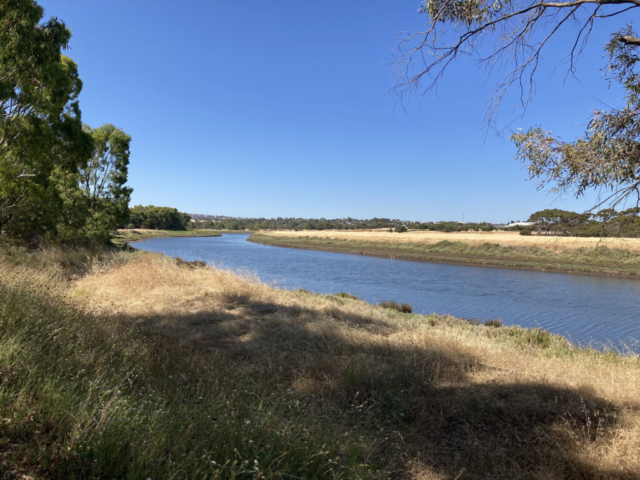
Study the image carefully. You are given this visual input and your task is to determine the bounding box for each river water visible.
[134,233,640,351]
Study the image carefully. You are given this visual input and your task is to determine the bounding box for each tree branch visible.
[619,34,640,45]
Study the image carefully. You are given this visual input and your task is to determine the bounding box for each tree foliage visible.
[397,0,640,213]
[512,28,640,210]
[0,1,132,245]
[0,0,93,241]
[128,206,191,231]
[526,207,640,236]
[79,124,133,241]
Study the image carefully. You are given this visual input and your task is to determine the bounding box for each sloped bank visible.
[0,248,639,479]
[249,232,640,278]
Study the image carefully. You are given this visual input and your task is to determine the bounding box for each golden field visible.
[2,248,640,478]
[263,229,640,253]
[76,255,640,477]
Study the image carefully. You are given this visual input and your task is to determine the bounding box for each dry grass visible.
[265,229,640,253]
[69,253,640,478]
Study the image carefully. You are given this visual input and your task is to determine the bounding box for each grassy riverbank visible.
[256,230,640,252]
[113,228,221,247]
[0,246,639,478]
[249,232,640,278]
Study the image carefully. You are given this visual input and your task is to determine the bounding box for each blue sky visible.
[39,0,634,222]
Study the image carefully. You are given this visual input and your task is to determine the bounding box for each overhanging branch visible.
[619,34,640,45]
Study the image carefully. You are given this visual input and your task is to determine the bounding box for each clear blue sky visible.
[39,0,633,222]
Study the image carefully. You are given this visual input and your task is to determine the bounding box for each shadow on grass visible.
[93,293,638,479]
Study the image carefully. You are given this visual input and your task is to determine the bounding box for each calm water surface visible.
[135,234,640,351]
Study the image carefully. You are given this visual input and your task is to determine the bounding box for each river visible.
[134,233,640,352]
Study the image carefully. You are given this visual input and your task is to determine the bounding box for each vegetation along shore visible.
[113,228,221,247]
[4,0,640,478]
[249,231,640,278]
[1,246,639,478]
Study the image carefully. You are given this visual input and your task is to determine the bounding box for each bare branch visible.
[394,0,640,129]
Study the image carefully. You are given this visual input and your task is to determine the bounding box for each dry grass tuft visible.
[68,253,640,478]
[379,300,413,313]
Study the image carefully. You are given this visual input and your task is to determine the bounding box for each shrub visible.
[335,292,359,300]
[484,319,503,328]
[400,302,413,313]
[175,257,207,268]
[379,300,413,313]
[395,225,408,233]
[519,228,533,236]
[379,300,400,311]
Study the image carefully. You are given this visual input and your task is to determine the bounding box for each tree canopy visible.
[79,124,133,242]
[128,206,191,231]
[0,0,133,245]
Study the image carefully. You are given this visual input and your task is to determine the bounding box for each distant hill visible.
[188,214,245,221]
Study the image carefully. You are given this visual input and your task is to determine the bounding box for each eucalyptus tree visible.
[79,124,133,241]
[397,0,640,212]
[0,0,92,240]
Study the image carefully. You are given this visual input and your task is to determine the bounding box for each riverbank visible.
[113,228,221,246]
[1,246,639,478]
[255,229,640,252]
[249,232,640,278]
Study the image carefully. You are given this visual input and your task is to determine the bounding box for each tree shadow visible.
[92,294,639,479]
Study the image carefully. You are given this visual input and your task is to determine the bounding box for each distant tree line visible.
[407,221,494,232]
[187,217,408,231]
[187,217,496,232]
[128,206,190,231]
[518,209,640,237]
[190,210,640,238]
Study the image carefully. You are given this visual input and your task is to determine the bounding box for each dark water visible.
[134,234,640,351]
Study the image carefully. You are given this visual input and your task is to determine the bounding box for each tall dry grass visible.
[66,253,640,478]
[265,229,640,253]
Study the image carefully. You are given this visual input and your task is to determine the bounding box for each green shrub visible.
[395,225,408,233]
[519,228,533,236]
